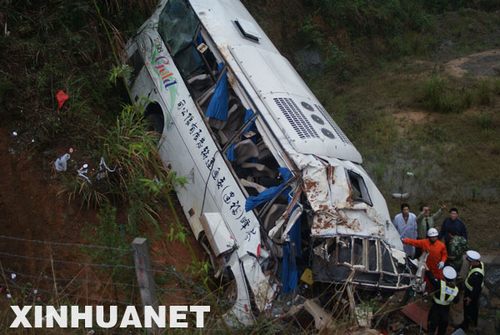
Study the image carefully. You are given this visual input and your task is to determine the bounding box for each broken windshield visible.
[158,0,203,77]
[158,0,198,56]
[347,169,373,206]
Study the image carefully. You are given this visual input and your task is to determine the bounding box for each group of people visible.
[393,203,485,334]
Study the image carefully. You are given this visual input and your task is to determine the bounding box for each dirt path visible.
[445,49,500,77]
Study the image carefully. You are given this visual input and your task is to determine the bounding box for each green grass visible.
[476,79,493,106]
[421,75,470,113]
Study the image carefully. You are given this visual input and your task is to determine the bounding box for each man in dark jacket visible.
[459,250,485,332]
[439,208,468,271]
[439,208,467,243]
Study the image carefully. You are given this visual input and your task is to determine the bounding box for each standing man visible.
[427,266,459,335]
[439,208,468,243]
[402,228,447,280]
[439,208,468,272]
[459,250,485,332]
[416,204,445,258]
[394,203,418,258]
[417,204,445,240]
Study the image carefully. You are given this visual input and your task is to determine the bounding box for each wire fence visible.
[0,234,242,333]
[0,234,210,309]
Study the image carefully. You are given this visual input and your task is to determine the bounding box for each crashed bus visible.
[125,0,414,325]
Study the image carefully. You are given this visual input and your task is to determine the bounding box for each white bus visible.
[125,0,414,325]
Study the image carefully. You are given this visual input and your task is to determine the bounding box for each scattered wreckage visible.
[124,0,416,326]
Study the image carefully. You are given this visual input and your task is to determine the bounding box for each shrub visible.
[422,75,468,113]
[60,101,185,229]
[493,79,500,95]
[297,16,324,48]
[475,80,492,105]
[477,113,494,130]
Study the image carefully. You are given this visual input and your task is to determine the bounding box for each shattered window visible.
[368,240,377,271]
[347,170,373,206]
[158,0,199,55]
[127,49,144,85]
[158,0,202,77]
[338,237,351,264]
[352,238,363,266]
[381,245,395,273]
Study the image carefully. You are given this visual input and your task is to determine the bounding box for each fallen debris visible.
[95,157,116,181]
[54,153,71,172]
[401,301,429,331]
[55,90,69,111]
[77,163,90,183]
[304,299,334,331]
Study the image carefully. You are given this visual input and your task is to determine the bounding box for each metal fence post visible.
[132,237,158,333]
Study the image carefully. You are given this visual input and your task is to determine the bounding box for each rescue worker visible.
[459,250,485,332]
[394,203,418,258]
[402,228,447,280]
[427,266,459,335]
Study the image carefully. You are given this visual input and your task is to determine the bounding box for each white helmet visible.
[466,250,481,261]
[427,228,439,237]
[443,266,457,280]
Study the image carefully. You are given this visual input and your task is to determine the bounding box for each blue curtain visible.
[243,109,256,132]
[206,63,229,121]
[196,32,204,45]
[244,167,292,212]
[280,168,301,293]
[226,143,236,162]
[281,209,301,293]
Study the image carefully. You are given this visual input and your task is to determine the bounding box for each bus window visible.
[158,0,203,77]
[347,170,373,206]
[158,0,198,55]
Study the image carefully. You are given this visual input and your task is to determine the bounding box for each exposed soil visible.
[445,49,500,77]
[0,126,204,312]
[393,109,434,125]
[0,128,90,268]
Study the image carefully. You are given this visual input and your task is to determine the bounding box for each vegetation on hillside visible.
[0,2,175,236]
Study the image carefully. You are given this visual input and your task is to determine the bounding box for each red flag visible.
[55,90,69,111]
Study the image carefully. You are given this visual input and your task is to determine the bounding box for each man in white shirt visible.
[393,203,418,258]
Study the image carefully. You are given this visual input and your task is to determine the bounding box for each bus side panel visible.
[140,31,262,256]
[159,123,206,238]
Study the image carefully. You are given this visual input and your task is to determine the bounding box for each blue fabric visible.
[245,184,285,212]
[206,63,228,121]
[282,217,301,293]
[280,167,301,293]
[243,108,261,145]
[243,109,256,132]
[278,167,293,183]
[245,167,292,212]
[196,32,203,45]
[226,143,236,162]
[243,108,254,123]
